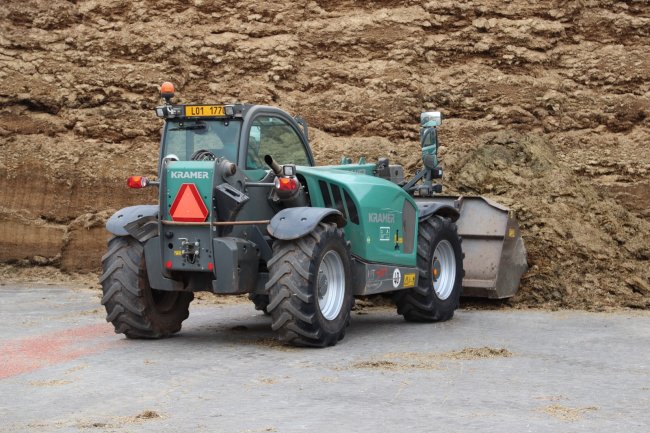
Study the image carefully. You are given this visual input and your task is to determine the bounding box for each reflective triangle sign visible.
[169,183,209,222]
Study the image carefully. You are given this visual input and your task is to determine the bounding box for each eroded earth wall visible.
[0,0,648,308]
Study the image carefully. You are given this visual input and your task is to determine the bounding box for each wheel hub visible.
[432,239,456,301]
[317,271,329,299]
[432,258,441,282]
[317,250,346,321]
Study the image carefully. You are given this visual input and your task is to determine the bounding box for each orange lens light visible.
[127,176,148,189]
[160,82,175,100]
[275,177,298,191]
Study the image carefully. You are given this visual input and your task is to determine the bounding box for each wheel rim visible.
[432,239,456,300]
[317,250,345,321]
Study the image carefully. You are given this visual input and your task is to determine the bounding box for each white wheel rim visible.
[317,250,345,320]
[432,240,456,300]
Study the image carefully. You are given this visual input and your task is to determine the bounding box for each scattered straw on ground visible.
[351,347,513,371]
[134,410,161,420]
[29,379,71,387]
[537,404,598,421]
[0,264,98,288]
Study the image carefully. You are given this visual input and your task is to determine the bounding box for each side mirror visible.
[420,111,442,127]
[420,111,441,148]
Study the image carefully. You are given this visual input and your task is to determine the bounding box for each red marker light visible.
[165,260,172,269]
[207,262,214,271]
[127,176,149,189]
[275,177,298,191]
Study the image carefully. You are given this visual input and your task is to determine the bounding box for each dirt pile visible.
[0,0,648,309]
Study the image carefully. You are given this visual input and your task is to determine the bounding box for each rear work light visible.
[275,177,298,192]
[127,176,150,189]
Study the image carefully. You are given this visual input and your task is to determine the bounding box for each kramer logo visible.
[171,171,209,179]
[368,212,395,224]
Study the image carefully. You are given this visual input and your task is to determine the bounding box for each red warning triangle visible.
[169,183,209,222]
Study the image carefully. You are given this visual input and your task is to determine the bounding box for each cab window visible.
[246,116,309,169]
[162,120,241,161]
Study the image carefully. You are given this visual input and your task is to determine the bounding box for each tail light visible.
[275,177,298,191]
[127,176,149,189]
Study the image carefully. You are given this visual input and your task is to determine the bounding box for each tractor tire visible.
[266,223,353,347]
[100,236,193,339]
[394,216,463,322]
[248,293,270,315]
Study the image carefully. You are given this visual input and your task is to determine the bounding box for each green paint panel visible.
[297,166,418,267]
[319,163,377,176]
[164,161,214,221]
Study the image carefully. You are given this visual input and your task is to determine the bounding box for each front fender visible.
[106,205,158,238]
[267,207,345,240]
[417,202,460,222]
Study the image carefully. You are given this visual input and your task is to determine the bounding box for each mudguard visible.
[106,205,158,238]
[267,207,345,240]
[417,202,460,222]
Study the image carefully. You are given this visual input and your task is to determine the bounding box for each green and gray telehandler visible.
[101,83,527,347]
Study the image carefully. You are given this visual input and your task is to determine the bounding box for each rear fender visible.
[106,205,158,242]
[267,207,345,240]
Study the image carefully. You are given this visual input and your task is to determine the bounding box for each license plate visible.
[185,105,225,117]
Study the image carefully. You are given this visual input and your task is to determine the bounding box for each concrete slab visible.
[0,284,648,432]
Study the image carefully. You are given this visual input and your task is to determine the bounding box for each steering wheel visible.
[190,149,217,161]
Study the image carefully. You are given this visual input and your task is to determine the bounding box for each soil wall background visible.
[0,0,648,309]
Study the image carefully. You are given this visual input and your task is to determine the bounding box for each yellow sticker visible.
[174,250,182,256]
[404,273,416,288]
[508,228,516,238]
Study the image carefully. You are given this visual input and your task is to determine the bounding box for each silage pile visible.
[0,0,648,308]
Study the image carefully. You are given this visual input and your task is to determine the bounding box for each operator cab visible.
[155,84,314,180]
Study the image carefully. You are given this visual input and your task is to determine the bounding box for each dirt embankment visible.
[0,0,648,309]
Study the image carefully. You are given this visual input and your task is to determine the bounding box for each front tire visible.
[394,216,463,322]
[266,223,353,347]
[100,236,193,338]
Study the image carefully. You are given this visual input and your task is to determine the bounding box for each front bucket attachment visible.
[417,196,528,298]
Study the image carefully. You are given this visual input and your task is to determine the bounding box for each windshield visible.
[162,119,241,161]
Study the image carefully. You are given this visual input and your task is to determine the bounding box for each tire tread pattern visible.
[100,236,193,339]
[394,216,463,322]
[266,223,352,347]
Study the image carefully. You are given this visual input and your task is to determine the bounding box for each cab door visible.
[240,109,314,181]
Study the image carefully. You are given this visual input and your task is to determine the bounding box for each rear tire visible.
[266,223,353,347]
[100,236,193,338]
[394,216,463,322]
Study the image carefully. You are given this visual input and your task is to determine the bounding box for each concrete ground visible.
[0,284,648,433]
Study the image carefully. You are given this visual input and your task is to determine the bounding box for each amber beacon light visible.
[160,82,175,102]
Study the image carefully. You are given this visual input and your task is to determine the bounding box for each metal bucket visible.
[417,196,528,298]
